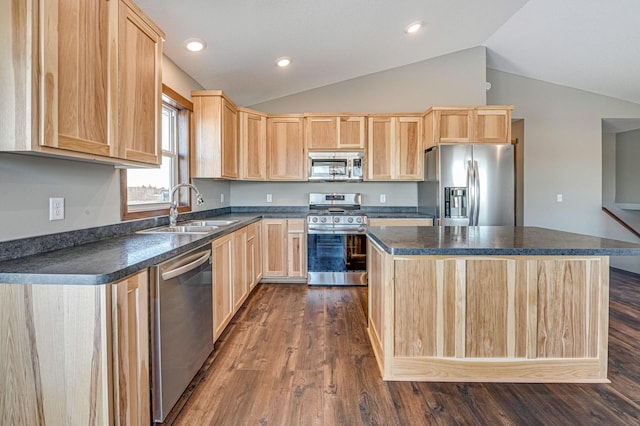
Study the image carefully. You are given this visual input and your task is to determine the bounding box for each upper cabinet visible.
[238,108,267,180]
[267,115,306,181]
[424,106,514,149]
[305,114,366,150]
[0,0,164,166]
[192,90,239,179]
[367,115,423,181]
[118,0,163,164]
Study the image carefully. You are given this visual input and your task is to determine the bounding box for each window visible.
[120,85,193,220]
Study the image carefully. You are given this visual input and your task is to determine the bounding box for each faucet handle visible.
[196,193,205,206]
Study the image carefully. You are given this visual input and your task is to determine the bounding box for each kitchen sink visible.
[138,225,219,235]
[183,219,239,227]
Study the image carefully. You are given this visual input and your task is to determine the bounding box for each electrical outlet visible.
[266,194,273,203]
[220,193,225,203]
[380,194,386,203]
[49,197,65,221]
[556,193,563,203]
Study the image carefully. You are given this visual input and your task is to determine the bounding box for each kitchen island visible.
[366,226,640,383]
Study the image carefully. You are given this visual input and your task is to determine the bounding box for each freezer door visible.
[472,144,515,226]
[440,144,473,226]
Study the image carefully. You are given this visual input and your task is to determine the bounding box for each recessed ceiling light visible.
[276,57,291,68]
[405,21,423,34]
[184,38,206,52]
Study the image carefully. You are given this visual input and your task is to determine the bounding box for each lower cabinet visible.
[212,233,234,340]
[212,222,263,341]
[0,270,149,425]
[262,218,307,281]
[112,271,150,426]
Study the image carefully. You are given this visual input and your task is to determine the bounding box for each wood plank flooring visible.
[165,268,640,425]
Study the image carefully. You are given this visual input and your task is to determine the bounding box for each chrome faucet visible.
[169,183,204,227]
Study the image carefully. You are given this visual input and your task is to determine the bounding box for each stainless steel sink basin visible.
[138,225,219,235]
[184,219,239,227]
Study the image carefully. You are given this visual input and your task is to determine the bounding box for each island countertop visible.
[366,225,640,256]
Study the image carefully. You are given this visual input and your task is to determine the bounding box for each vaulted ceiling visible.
[136,0,640,107]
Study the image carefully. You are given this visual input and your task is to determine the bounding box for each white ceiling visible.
[136,0,640,108]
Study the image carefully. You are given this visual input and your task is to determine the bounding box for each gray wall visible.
[615,128,640,204]
[250,47,487,112]
[487,69,640,273]
[230,181,417,207]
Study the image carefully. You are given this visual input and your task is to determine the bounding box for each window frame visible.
[120,84,193,221]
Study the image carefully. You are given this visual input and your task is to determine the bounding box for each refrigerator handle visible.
[473,160,480,225]
[467,160,475,225]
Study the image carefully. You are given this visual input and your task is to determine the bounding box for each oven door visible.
[307,232,367,286]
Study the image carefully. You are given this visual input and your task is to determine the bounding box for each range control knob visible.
[356,217,363,224]
[333,216,340,223]
[311,217,318,223]
[320,217,327,223]
[347,217,354,223]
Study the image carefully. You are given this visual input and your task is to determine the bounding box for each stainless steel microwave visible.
[308,152,364,181]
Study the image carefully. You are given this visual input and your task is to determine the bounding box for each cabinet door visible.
[212,235,233,340]
[475,108,512,143]
[367,116,395,180]
[396,117,423,180]
[41,0,117,157]
[339,116,366,149]
[434,109,473,143]
[306,116,338,150]
[267,116,306,180]
[222,100,239,178]
[253,221,263,284]
[262,219,287,277]
[287,219,307,278]
[118,1,163,165]
[239,110,267,180]
[232,228,248,311]
[112,271,150,426]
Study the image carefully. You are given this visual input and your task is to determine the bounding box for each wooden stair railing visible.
[602,207,640,240]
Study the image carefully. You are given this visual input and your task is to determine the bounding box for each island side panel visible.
[370,254,610,383]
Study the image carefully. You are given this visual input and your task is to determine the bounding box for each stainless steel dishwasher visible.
[151,243,213,422]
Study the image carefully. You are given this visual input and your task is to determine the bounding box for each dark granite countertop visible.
[367,226,640,256]
[0,214,262,285]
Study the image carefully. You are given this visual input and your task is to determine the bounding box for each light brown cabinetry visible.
[262,218,307,280]
[367,115,423,180]
[305,115,366,150]
[118,0,163,164]
[232,227,248,312]
[212,223,261,340]
[424,106,514,149]
[267,115,306,180]
[192,90,239,178]
[111,270,150,426]
[239,108,267,180]
[247,221,263,289]
[0,0,163,166]
[212,233,233,340]
[367,240,610,382]
[0,270,150,425]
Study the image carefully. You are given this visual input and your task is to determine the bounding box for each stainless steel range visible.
[306,193,368,286]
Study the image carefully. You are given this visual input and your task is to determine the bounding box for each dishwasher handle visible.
[161,250,211,281]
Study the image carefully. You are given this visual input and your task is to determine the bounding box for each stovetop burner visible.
[307,193,367,233]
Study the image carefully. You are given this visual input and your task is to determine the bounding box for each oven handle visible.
[307,228,367,235]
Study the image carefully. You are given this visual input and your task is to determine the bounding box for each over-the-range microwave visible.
[308,151,364,182]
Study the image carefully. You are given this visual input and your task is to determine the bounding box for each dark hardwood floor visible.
[167,268,640,426]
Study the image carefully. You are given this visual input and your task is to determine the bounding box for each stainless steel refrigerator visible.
[418,144,515,226]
